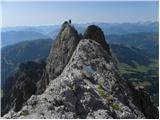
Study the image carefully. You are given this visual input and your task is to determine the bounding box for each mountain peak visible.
[62,21,71,27]
[61,21,76,33]
[84,25,110,54]
[37,21,81,94]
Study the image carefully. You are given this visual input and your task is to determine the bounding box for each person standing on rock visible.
[69,19,74,28]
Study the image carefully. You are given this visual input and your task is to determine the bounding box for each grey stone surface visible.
[1,61,46,116]
[37,21,81,94]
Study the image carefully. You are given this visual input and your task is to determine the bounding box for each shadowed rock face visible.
[1,61,46,116]
[84,25,111,55]
[37,21,81,94]
[127,82,159,119]
[2,22,158,119]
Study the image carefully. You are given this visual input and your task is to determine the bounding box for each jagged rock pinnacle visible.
[84,25,111,55]
[37,21,81,94]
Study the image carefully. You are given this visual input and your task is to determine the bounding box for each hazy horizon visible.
[1,20,159,28]
[1,1,158,27]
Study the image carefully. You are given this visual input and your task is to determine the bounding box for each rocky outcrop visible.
[84,25,111,55]
[37,21,81,94]
[3,22,158,119]
[127,82,159,118]
[1,61,46,116]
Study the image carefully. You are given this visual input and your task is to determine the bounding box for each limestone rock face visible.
[37,21,81,94]
[1,61,46,116]
[3,22,158,119]
[127,82,159,119]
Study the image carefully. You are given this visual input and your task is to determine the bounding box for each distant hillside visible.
[107,32,159,58]
[110,44,151,67]
[1,31,49,47]
[1,39,52,86]
[97,22,158,35]
[110,44,159,106]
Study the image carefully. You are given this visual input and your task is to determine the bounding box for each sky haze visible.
[2,1,159,27]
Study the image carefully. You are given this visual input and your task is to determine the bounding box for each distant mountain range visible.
[1,21,158,47]
[1,39,52,86]
[1,31,49,47]
[107,32,159,58]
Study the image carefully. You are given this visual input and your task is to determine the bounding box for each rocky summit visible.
[37,21,81,94]
[3,21,158,119]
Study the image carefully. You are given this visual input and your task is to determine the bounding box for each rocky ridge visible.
[37,22,81,94]
[3,21,158,119]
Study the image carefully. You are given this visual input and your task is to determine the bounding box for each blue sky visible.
[2,1,159,27]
